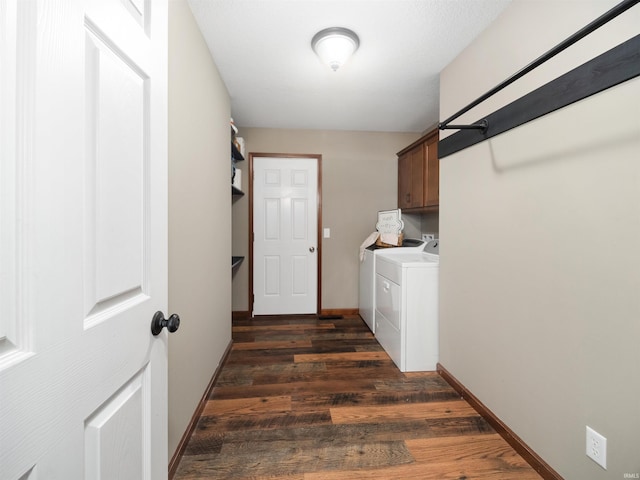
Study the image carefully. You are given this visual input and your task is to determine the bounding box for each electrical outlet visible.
[421,233,435,242]
[586,426,607,469]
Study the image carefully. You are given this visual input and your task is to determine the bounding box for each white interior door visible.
[253,156,319,315]
[0,0,169,478]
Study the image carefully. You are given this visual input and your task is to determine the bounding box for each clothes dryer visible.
[358,238,426,333]
[374,240,439,371]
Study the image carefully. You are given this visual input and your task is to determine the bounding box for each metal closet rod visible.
[438,0,639,132]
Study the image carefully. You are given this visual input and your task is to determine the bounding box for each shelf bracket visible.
[438,119,488,133]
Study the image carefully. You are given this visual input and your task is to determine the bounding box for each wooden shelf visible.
[232,256,244,269]
[232,140,244,196]
[232,143,244,161]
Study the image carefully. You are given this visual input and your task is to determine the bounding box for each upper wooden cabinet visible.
[397,129,439,211]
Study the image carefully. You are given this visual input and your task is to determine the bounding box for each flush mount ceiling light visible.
[311,27,360,72]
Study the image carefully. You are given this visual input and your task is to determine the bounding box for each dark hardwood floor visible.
[173,314,542,479]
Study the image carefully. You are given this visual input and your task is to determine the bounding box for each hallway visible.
[173,314,541,479]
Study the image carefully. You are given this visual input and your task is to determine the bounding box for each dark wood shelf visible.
[232,256,244,269]
[232,143,244,161]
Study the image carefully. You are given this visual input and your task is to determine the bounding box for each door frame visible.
[248,153,322,316]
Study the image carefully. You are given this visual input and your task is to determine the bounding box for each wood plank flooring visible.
[173,315,542,480]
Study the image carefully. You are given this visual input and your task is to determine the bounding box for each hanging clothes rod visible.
[438,0,639,132]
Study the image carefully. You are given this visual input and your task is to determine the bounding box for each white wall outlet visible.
[586,426,607,469]
[421,233,435,242]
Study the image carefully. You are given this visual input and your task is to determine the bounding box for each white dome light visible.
[311,27,360,72]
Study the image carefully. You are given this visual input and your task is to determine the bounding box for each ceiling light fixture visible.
[311,27,360,72]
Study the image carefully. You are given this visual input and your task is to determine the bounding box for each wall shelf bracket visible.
[439,119,488,132]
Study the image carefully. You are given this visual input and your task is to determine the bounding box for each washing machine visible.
[358,238,427,333]
[374,240,439,371]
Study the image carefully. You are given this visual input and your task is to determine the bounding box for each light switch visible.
[323,228,331,238]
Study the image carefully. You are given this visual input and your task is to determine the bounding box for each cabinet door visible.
[397,129,438,210]
[398,152,412,209]
[424,135,439,206]
[398,145,424,209]
[409,144,424,208]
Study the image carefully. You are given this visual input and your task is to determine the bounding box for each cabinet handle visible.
[405,193,410,203]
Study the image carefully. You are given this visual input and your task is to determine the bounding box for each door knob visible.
[151,311,180,336]
[309,246,315,252]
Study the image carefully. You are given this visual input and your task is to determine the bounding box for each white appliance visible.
[374,240,439,372]
[358,238,427,333]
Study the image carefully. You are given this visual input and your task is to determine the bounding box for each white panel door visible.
[253,157,318,315]
[0,0,169,479]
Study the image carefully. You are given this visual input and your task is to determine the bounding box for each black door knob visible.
[151,311,180,336]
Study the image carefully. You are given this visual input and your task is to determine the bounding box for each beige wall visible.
[439,1,639,478]
[232,128,422,311]
[168,0,232,458]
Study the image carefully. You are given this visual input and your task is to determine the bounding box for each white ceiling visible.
[187,0,512,133]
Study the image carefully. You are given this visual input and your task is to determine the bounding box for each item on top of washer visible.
[375,209,404,247]
[359,232,380,261]
[376,209,404,235]
[380,232,401,246]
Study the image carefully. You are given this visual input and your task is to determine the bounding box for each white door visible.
[0,0,169,479]
[253,156,319,315]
